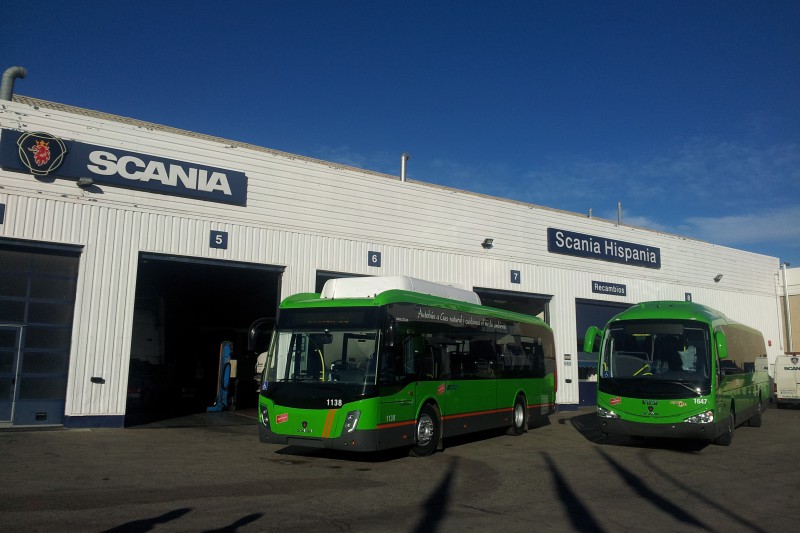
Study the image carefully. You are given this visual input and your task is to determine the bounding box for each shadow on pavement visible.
[561,410,710,451]
[125,409,258,429]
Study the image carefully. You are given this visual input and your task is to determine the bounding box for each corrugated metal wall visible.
[0,98,783,416]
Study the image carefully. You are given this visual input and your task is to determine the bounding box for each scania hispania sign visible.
[0,129,247,206]
[547,227,661,269]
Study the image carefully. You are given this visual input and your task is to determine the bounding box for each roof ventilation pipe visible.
[0,66,27,101]
[400,152,410,182]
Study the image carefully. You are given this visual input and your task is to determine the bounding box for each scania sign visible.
[87,151,233,196]
[547,227,661,269]
[0,129,247,206]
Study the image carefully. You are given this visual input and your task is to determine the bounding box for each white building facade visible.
[0,96,786,428]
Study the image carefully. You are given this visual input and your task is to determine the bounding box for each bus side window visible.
[401,336,420,379]
[421,339,446,380]
[468,338,497,378]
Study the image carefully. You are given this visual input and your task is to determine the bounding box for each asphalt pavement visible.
[2,405,799,532]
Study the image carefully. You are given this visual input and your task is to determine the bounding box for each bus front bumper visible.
[599,416,719,441]
[259,424,380,452]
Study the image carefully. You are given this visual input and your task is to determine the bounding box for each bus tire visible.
[714,409,734,446]
[508,395,527,436]
[410,404,440,457]
[748,397,763,428]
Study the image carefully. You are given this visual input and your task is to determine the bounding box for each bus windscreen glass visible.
[600,320,710,396]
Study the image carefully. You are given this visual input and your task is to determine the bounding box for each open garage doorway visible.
[575,299,632,405]
[125,253,283,426]
[473,287,552,324]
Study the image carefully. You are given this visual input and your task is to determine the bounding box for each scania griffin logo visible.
[16,132,67,176]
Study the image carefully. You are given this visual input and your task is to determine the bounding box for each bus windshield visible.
[266,329,380,385]
[600,320,711,394]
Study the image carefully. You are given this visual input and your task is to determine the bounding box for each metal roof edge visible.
[5,95,779,261]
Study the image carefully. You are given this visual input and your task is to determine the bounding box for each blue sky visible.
[3,1,799,266]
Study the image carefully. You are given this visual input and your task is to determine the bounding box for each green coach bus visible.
[255,276,556,456]
[584,301,768,446]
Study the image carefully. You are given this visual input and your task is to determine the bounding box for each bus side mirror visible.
[248,317,274,353]
[715,331,729,360]
[584,326,603,353]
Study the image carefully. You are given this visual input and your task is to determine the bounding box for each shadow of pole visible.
[412,457,458,533]
[639,453,769,533]
[203,512,265,532]
[101,507,192,533]
[596,448,714,531]
[542,452,608,533]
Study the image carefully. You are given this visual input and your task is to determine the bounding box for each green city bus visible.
[255,276,556,456]
[584,301,769,445]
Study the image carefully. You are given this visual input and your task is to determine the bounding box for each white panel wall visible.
[0,98,784,415]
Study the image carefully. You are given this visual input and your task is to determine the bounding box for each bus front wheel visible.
[508,395,527,436]
[411,404,440,457]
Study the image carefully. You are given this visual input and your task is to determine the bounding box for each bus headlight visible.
[261,407,270,428]
[344,410,361,433]
[598,406,620,419]
[684,410,714,424]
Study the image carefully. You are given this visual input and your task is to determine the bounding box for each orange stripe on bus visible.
[441,403,555,421]
[376,420,416,429]
[442,408,505,421]
[322,409,336,438]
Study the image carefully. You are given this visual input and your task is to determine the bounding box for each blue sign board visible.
[210,230,229,249]
[547,227,661,269]
[0,129,248,206]
[368,251,382,268]
[592,280,627,297]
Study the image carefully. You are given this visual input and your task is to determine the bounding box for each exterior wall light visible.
[77,177,95,188]
[714,274,723,283]
[482,238,494,249]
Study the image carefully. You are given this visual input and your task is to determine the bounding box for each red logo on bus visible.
[437,383,445,395]
[276,413,288,424]
[610,397,621,405]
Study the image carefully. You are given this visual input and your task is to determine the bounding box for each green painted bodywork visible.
[593,301,769,441]
[258,289,556,451]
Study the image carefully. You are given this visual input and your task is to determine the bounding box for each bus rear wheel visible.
[508,395,527,436]
[714,409,734,446]
[748,397,763,428]
[411,404,440,457]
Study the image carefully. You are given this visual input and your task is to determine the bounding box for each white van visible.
[775,353,800,408]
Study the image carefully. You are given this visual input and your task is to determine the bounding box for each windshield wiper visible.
[668,381,703,396]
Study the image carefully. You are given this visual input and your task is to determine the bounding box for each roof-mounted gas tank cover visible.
[319,276,481,305]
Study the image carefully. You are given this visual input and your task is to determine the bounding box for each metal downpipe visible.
[0,66,28,101]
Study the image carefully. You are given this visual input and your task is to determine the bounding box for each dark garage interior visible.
[125,254,282,426]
